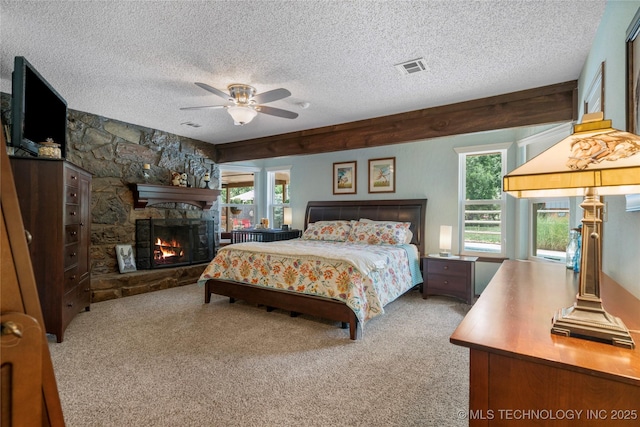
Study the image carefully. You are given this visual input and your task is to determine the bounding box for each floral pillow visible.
[348,220,412,245]
[302,220,352,241]
[357,219,413,244]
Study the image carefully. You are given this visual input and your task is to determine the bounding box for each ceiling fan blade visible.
[194,82,232,101]
[251,88,291,104]
[256,105,299,119]
[179,105,226,110]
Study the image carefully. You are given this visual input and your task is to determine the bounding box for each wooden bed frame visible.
[204,199,427,339]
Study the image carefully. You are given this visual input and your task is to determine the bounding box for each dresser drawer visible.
[65,224,80,244]
[65,185,80,204]
[65,168,81,188]
[64,265,80,294]
[65,203,80,224]
[64,244,79,268]
[427,259,469,277]
[62,287,85,331]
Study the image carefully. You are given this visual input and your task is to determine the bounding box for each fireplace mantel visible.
[131,183,220,210]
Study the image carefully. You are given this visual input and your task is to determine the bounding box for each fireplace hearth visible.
[136,219,215,269]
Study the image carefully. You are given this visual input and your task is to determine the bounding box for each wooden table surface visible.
[450,260,640,386]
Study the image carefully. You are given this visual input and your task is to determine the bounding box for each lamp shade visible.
[227,106,257,126]
[439,225,452,255]
[503,115,640,198]
[283,207,292,225]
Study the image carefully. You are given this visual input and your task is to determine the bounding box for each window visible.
[531,199,571,263]
[267,167,291,228]
[457,144,510,257]
[220,167,257,231]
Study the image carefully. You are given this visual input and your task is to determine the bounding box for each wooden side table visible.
[422,255,477,304]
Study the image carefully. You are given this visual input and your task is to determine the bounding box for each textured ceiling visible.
[0,1,606,146]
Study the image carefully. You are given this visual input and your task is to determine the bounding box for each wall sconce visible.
[282,207,293,230]
[203,172,211,189]
[439,225,453,257]
[143,163,150,181]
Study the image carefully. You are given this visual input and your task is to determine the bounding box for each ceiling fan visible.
[180,82,299,125]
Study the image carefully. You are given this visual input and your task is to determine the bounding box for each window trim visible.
[266,166,291,227]
[529,197,571,264]
[219,165,259,231]
[455,143,511,258]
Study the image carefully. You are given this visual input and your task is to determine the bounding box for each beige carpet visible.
[49,284,471,427]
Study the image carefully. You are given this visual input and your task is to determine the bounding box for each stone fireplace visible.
[136,218,215,269]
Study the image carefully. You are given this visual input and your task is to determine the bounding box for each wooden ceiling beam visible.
[215,80,577,163]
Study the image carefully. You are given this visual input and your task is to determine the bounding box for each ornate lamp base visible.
[551,304,635,349]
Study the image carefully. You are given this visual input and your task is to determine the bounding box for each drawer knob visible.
[444,280,449,285]
[70,231,77,236]
[70,275,76,280]
[1,321,23,338]
[24,230,33,245]
[70,211,77,216]
[70,252,77,257]
[71,175,77,180]
[443,266,449,270]
[70,192,77,197]
[67,302,74,307]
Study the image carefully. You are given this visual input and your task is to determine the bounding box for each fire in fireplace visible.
[136,219,215,269]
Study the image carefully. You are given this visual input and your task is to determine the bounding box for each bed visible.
[199,199,427,339]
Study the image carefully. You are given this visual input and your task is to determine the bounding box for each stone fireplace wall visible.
[2,92,220,302]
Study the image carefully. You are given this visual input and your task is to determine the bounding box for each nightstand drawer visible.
[427,273,467,293]
[427,259,468,277]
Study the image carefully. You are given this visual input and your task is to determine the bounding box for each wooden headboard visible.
[304,199,427,256]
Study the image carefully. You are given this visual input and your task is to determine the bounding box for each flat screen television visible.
[10,56,67,158]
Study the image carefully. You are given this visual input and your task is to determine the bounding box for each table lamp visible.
[282,207,292,230]
[439,225,453,257]
[503,112,640,349]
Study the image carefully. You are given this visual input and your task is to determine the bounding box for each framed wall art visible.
[333,161,357,194]
[116,244,137,273]
[368,157,395,193]
[626,7,640,133]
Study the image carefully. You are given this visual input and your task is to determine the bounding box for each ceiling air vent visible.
[394,58,429,75]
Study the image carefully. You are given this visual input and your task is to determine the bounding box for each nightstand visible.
[422,255,478,304]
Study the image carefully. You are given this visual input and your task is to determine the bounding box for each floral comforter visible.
[197,239,421,324]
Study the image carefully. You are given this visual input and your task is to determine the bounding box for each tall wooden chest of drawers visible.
[422,255,477,304]
[10,157,92,342]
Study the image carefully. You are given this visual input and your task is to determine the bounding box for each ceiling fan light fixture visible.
[227,106,258,126]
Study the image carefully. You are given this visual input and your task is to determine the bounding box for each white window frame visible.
[266,166,291,228]
[529,197,571,264]
[219,165,260,230]
[455,143,511,258]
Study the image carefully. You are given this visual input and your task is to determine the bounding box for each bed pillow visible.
[358,219,413,244]
[302,220,352,241]
[348,220,412,245]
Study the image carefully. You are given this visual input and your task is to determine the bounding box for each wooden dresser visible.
[450,260,640,426]
[10,157,92,343]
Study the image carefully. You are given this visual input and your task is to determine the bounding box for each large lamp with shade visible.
[503,112,640,349]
